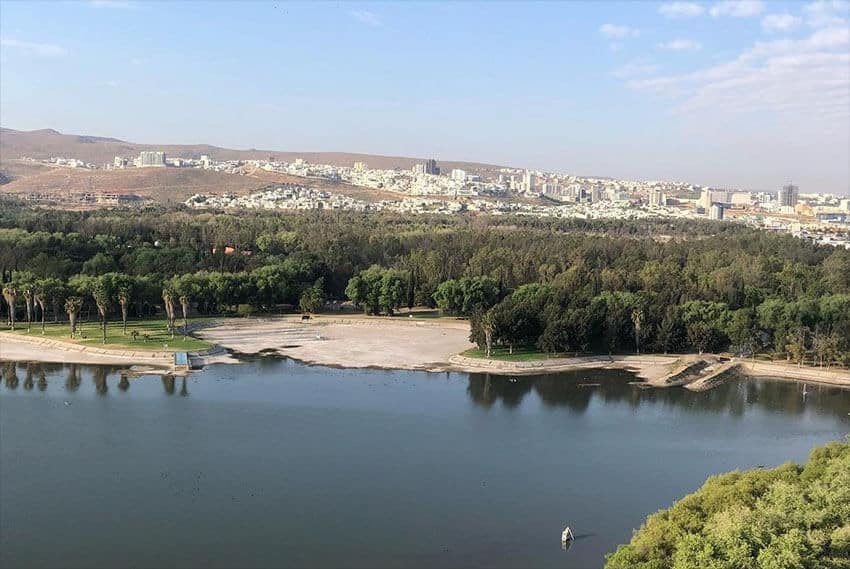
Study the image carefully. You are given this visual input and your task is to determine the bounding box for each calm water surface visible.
[1,358,848,569]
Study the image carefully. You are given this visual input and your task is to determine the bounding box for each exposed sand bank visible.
[195,315,476,372]
[0,331,173,368]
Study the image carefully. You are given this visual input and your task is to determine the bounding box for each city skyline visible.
[1,0,849,194]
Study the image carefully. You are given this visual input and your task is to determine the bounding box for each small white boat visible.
[562,526,574,543]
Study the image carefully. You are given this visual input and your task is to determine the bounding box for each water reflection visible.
[162,375,175,395]
[467,370,850,419]
[93,367,108,396]
[0,361,846,422]
[66,364,81,392]
[3,362,18,389]
[23,364,34,391]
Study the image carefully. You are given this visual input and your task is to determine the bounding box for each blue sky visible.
[1,0,848,194]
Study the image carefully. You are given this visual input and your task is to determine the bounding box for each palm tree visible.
[162,289,176,339]
[179,295,190,339]
[631,308,644,354]
[34,285,48,334]
[118,288,131,335]
[481,309,495,358]
[93,283,110,344]
[2,286,17,331]
[64,296,83,338]
[22,284,34,333]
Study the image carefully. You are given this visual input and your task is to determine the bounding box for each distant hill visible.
[0,127,505,173]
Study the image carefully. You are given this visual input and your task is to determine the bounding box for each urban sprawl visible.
[18,150,850,249]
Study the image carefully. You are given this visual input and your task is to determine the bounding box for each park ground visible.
[2,314,849,389]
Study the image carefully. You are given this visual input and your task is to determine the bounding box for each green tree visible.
[2,285,17,330]
[299,278,325,314]
[64,296,82,338]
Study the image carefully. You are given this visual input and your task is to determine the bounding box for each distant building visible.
[113,156,127,168]
[840,198,850,212]
[451,168,467,182]
[699,188,732,209]
[137,151,166,168]
[412,163,425,174]
[423,158,440,176]
[590,186,603,203]
[522,170,536,193]
[778,183,799,207]
[200,154,211,169]
[648,188,666,207]
[353,161,367,171]
[709,203,725,220]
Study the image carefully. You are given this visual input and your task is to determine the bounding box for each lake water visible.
[1,358,848,569]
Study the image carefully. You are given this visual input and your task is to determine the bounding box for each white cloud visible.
[658,2,706,18]
[658,39,703,50]
[599,23,640,39]
[761,13,803,33]
[0,37,67,57]
[709,0,766,17]
[612,61,659,79]
[350,10,381,26]
[804,0,850,28]
[624,25,850,126]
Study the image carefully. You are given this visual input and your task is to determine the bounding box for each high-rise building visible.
[590,186,603,203]
[451,168,467,182]
[353,161,367,171]
[709,204,725,220]
[137,151,166,168]
[778,184,799,207]
[522,170,536,193]
[423,159,440,175]
[648,188,666,207]
[113,156,127,168]
[412,163,425,174]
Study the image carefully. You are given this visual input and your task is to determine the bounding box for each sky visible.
[1,0,849,194]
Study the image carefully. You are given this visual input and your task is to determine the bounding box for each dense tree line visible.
[1,202,848,364]
[605,440,850,569]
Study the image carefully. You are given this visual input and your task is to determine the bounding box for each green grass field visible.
[391,309,448,319]
[461,347,552,362]
[5,318,212,352]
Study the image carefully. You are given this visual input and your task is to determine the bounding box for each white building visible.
[709,203,725,220]
[451,169,467,182]
[649,188,666,207]
[137,151,166,168]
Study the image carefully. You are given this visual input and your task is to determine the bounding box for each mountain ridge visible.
[0,127,506,173]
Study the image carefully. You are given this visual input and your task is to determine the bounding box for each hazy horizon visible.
[1,0,848,194]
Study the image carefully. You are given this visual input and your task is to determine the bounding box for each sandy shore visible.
[195,315,475,371]
[0,332,173,368]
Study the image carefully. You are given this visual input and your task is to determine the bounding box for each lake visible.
[1,358,848,569]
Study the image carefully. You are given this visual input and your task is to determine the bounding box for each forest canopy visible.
[605,440,850,569]
[1,202,848,363]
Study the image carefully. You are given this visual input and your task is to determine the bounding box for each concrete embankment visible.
[682,359,850,391]
[449,352,850,391]
[448,354,681,382]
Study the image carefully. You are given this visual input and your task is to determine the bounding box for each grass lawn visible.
[391,309,449,319]
[461,347,552,362]
[4,318,212,352]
